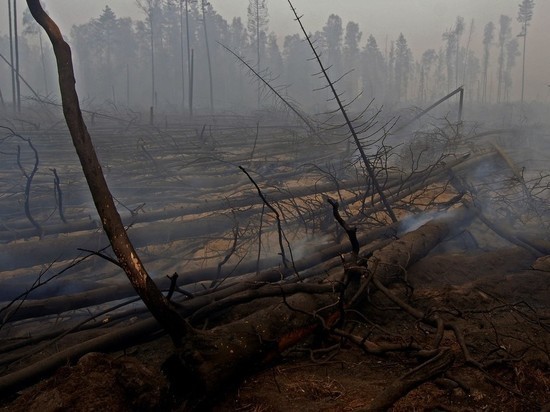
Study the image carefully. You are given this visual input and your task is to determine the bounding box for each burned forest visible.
[0,0,549,411]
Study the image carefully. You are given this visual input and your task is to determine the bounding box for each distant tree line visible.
[0,0,536,113]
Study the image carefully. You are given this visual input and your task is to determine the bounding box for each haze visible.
[1,3,550,409]
[1,0,548,108]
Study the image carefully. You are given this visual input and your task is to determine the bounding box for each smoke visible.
[289,233,333,262]
[397,209,445,236]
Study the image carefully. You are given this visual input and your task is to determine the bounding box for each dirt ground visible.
[3,246,549,411]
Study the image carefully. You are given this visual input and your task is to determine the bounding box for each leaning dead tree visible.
[26,0,188,344]
[287,0,397,224]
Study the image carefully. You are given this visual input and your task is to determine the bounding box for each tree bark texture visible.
[368,204,476,285]
[164,290,338,403]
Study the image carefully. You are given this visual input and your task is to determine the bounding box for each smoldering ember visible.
[0,0,548,410]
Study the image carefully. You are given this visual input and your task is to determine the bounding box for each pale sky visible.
[2,0,549,101]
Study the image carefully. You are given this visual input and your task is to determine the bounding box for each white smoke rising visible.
[397,210,445,236]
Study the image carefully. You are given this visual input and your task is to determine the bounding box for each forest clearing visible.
[1,0,549,410]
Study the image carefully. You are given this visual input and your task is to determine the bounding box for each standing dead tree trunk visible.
[26,0,188,345]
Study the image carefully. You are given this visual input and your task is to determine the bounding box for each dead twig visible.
[327,197,359,259]
[239,165,289,269]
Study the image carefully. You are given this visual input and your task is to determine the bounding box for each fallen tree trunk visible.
[368,204,476,285]
[0,175,395,271]
[0,175,376,243]
[0,214,234,271]
[164,202,474,405]
[348,151,493,226]
[0,316,162,396]
[0,283,341,400]
[475,209,546,256]
[3,224,398,323]
[164,289,340,406]
[0,204,474,404]
[162,206,475,403]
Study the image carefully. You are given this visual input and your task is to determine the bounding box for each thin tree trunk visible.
[256,0,261,108]
[287,1,397,224]
[8,0,16,111]
[0,50,46,104]
[14,0,21,112]
[497,45,504,104]
[38,30,48,94]
[482,65,487,103]
[126,63,130,106]
[455,34,460,88]
[179,0,185,112]
[189,48,194,116]
[185,0,192,116]
[461,19,474,88]
[26,0,188,345]
[150,9,155,108]
[201,0,214,112]
[520,24,527,103]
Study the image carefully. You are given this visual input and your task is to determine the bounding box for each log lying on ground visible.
[0,170,392,271]
[0,176,370,243]
[163,205,473,403]
[163,202,473,405]
[0,214,233,271]
[475,209,547,256]
[532,255,550,272]
[164,289,339,406]
[0,240,397,375]
[0,206,468,401]
[368,204,476,285]
[3,224,398,323]
[1,149,482,268]
[0,316,162,396]
[347,151,495,227]
[450,173,549,257]
[0,284,340,400]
